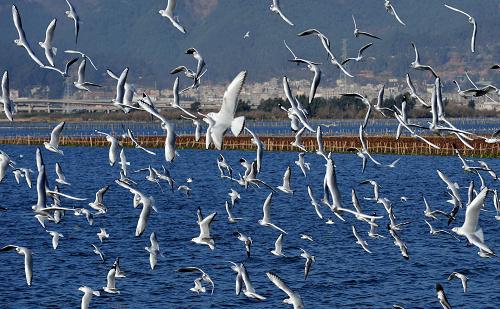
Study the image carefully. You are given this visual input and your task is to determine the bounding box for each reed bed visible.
[1,135,499,158]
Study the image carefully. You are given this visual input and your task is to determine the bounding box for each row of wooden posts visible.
[0,134,499,157]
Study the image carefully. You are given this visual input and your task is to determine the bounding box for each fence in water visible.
[1,134,499,157]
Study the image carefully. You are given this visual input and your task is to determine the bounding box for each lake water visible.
[0,118,498,138]
[0,145,498,308]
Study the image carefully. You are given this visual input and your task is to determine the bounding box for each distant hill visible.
[1,0,499,96]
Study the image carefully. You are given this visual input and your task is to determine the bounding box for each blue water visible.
[0,145,498,308]
[0,118,498,138]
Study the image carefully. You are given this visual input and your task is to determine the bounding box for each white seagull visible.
[79,286,100,309]
[447,272,468,293]
[0,245,32,286]
[74,59,102,91]
[277,165,294,194]
[271,233,286,257]
[55,163,70,185]
[159,0,187,34]
[46,230,63,249]
[259,193,287,234]
[191,210,217,250]
[444,4,477,53]
[451,188,495,257]
[384,0,406,26]
[39,19,57,67]
[266,272,304,309]
[208,71,247,150]
[270,0,294,26]
[12,5,44,67]
[44,121,65,155]
[1,71,16,121]
[65,0,80,44]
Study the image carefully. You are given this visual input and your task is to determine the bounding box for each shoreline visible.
[0,135,498,158]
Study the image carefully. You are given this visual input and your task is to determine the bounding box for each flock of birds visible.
[0,1,499,308]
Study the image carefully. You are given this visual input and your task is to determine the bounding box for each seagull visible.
[217,154,233,178]
[388,225,409,260]
[244,31,250,39]
[0,245,32,286]
[245,128,264,173]
[229,262,266,300]
[282,76,315,132]
[448,272,468,293]
[352,225,372,253]
[299,248,315,280]
[181,115,201,142]
[424,220,460,241]
[190,277,206,294]
[342,43,374,65]
[115,180,157,237]
[307,185,324,219]
[145,232,160,270]
[300,234,313,242]
[74,60,102,91]
[423,195,450,220]
[271,233,286,257]
[44,121,65,155]
[291,127,307,152]
[92,244,105,262]
[368,214,385,238]
[119,149,130,176]
[159,0,187,34]
[410,43,438,78]
[65,0,80,44]
[127,129,156,155]
[191,210,216,250]
[79,286,100,309]
[452,188,495,256]
[436,283,452,309]
[444,4,477,53]
[270,0,294,26]
[315,126,327,159]
[65,50,98,70]
[95,131,120,166]
[373,86,394,117]
[295,153,310,177]
[42,57,78,78]
[384,0,406,26]
[208,71,247,150]
[267,272,304,309]
[226,201,242,223]
[103,264,120,294]
[185,48,206,88]
[1,71,15,121]
[109,67,130,111]
[277,165,293,194]
[97,228,109,243]
[228,189,241,207]
[340,93,371,129]
[234,231,252,257]
[288,58,321,103]
[176,267,214,295]
[55,163,70,185]
[12,5,44,67]
[111,258,125,278]
[406,73,429,107]
[46,230,63,249]
[352,15,382,40]
[107,70,137,113]
[38,19,58,67]
[296,29,353,77]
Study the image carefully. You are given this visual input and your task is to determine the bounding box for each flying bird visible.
[444,4,477,53]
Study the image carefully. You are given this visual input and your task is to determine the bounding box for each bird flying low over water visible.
[207,71,247,150]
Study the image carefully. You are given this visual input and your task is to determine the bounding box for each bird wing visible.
[444,4,472,19]
[49,121,65,146]
[461,188,488,233]
[199,212,216,238]
[166,0,176,16]
[262,192,273,222]
[77,59,86,83]
[219,71,247,121]
[266,272,295,298]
